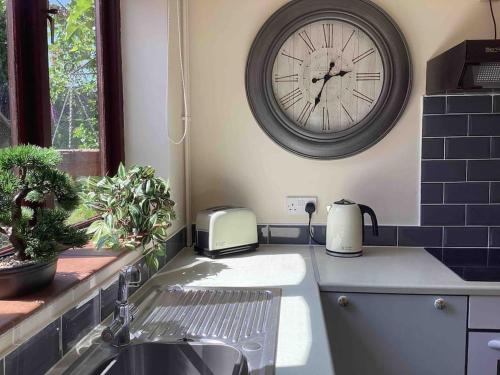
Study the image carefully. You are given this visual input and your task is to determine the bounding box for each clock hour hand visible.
[312,70,350,83]
[334,70,351,77]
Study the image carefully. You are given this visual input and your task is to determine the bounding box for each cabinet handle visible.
[488,340,500,350]
[338,295,349,307]
[434,298,446,310]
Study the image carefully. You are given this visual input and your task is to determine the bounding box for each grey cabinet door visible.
[468,332,500,375]
[320,292,467,375]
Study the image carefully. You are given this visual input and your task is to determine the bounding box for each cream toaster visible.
[194,206,259,258]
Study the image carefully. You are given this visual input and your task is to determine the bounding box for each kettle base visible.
[326,249,362,258]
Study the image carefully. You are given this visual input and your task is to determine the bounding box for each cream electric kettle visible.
[326,199,379,257]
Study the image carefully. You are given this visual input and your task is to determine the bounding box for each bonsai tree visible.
[81,164,176,270]
[0,145,88,262]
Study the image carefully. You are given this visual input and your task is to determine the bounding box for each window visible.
[49,0,101,177]
[1,0,124,243]
[7,0,123,174]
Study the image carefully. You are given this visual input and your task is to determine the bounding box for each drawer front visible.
[469,296,500,329]
[468,332,500,375]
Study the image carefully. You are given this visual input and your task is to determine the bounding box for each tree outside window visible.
[49,0,99,151]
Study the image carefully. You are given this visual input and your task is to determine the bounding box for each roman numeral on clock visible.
[297,101,313,126]
[353,89,374,104]
[352,48,375,64]
[274,74,299,83]
[341,103,354,123]
[298,30,316,53]
[342,30,355,52]
[322,24,334,48]
[281,51,303,65]
[280,88,303,110]
[356,72,381,81]
[322,107,330,131]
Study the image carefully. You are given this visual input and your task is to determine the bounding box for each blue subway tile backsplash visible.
[100,280,119,321]
[444,182,489,204]
[491,137,500,158]
[446,95,492,113]
[363,226,398,246]
[467,205,500,226]
[490,227,500,247]
[494,96,500,112]
[421,160,466,182]
[445,137,490,159]
[62,295,100,354]
[467,160,500,181]
[423,96,446,114]
[469,114,500,135]
[421,183,443,204]
[421,138,444,159]
[420,94,500,266]
[5,319,61,375]
[443,227,489,247]
[490,183,500,203]
[420,205,465,226]
[398,226,443,247]
[268,225,310,245]
[257,225,269,244]
[422,115,467,137]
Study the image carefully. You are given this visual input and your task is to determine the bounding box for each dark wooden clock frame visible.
[245,0,412,159]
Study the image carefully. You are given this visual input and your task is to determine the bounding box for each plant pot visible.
[0,257,57,299]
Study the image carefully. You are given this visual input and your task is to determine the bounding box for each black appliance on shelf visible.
[426,39,500,94]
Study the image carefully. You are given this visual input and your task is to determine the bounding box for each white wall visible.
[121,0,186,233]
[188,0,500,226]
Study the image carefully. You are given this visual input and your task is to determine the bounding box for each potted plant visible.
[81,164,176,270]
[0,145,88,298]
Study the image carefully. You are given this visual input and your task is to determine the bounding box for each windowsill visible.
[0,244,142,356]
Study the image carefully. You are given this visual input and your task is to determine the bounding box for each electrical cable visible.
[305,202,325,246]
[490,0,497,40]
[167,0,189,145]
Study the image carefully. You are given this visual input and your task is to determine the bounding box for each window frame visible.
[0,0,125,253]
[6,0,124,174]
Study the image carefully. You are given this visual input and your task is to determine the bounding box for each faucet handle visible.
[121,265,142,286]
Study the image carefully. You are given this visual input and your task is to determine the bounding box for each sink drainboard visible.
[131,286,281,373]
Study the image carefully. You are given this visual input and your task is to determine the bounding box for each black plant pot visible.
[0,257,57,299]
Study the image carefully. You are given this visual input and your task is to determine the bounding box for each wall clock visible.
[246,0,412,159]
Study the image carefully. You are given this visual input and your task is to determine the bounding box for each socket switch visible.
[286,196,317,215]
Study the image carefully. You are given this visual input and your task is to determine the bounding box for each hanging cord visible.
[167,0,189,145]
[305,202,325,246]
[490,0,497,39]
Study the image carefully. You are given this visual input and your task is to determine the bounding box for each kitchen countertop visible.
[313,246,500,295]
[49,244,500,375]
[150,245,335,375]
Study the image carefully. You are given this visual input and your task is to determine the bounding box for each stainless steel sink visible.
[61,286,281,375]
[66,341,248,375]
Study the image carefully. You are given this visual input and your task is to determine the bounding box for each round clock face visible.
[246,0,411,159]
[271,20,384,133]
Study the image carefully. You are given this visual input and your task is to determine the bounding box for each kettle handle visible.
[359,204,379,236]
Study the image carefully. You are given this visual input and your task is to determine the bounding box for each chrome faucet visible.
[101,265,141,346]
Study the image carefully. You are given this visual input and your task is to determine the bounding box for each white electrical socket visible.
[286,196,318,215]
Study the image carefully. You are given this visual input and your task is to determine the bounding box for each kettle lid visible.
[334,199,355,205]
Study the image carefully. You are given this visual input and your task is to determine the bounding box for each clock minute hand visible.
[314,76,330,108]
[313,62,336,108]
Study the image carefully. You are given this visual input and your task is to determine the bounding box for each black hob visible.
[425,248,500,282]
